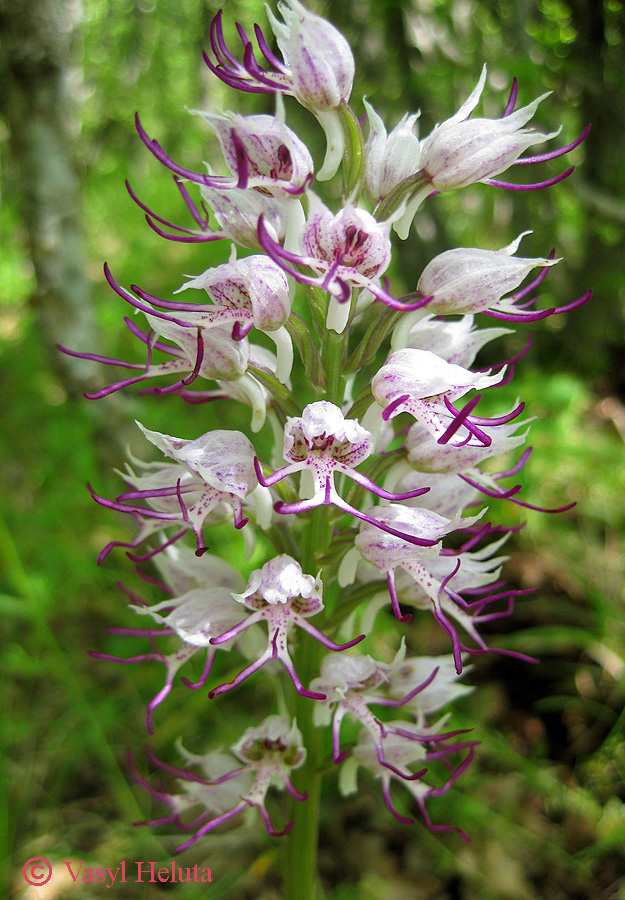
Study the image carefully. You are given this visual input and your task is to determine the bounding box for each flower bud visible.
[419,68,559,192]
[268,0,355,111]
[363,100,421,204]
[416,235,558,315]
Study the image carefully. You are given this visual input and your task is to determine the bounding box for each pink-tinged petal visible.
[280,653,327,699]
[272,0,354,110]
[382,780,414,825]
[209,612,260,646]
[513,124,590,164]
[376,742,427,782]
[126,529,187,563]
[419,80,562,193]
[175,802,248,852]
[333,495,440,548]
[145,746,207,784]
[258,803,294,838]
[485,165,575,191]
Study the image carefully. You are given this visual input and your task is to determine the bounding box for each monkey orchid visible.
[258,196,433,328]
[133,716,308,850]
[91,423,264,559]
[254,401,441,547]
[372,348,518,448]
[208,555,365,700]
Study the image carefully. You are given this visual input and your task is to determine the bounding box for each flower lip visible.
[257,208,432,312]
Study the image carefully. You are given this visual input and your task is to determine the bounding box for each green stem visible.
[283,314,352,899]
[321,324,347,406]
[283,638,324,900]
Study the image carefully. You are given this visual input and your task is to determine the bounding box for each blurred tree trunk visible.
[0,0,97,393]
[566,0,625,388]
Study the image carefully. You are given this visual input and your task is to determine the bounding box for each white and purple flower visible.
[258,195,432,322]
[91,423,262,559]
[132,716,308,849]
[204,2,355,179]
[208,555,364,700]
[254,401,439,547]
[372,347,517,449]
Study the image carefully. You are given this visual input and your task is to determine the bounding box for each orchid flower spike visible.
[133,105,314,198]
[65,270,281,429]
[388,654,473,722]
[188,110,314,198]
[379,68,588,237]
[124,169,290,251]
[60,266,250,400]
[175,255,294,383]
[392,312,511,364]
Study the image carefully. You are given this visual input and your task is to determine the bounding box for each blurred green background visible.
[1,0,624,897]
